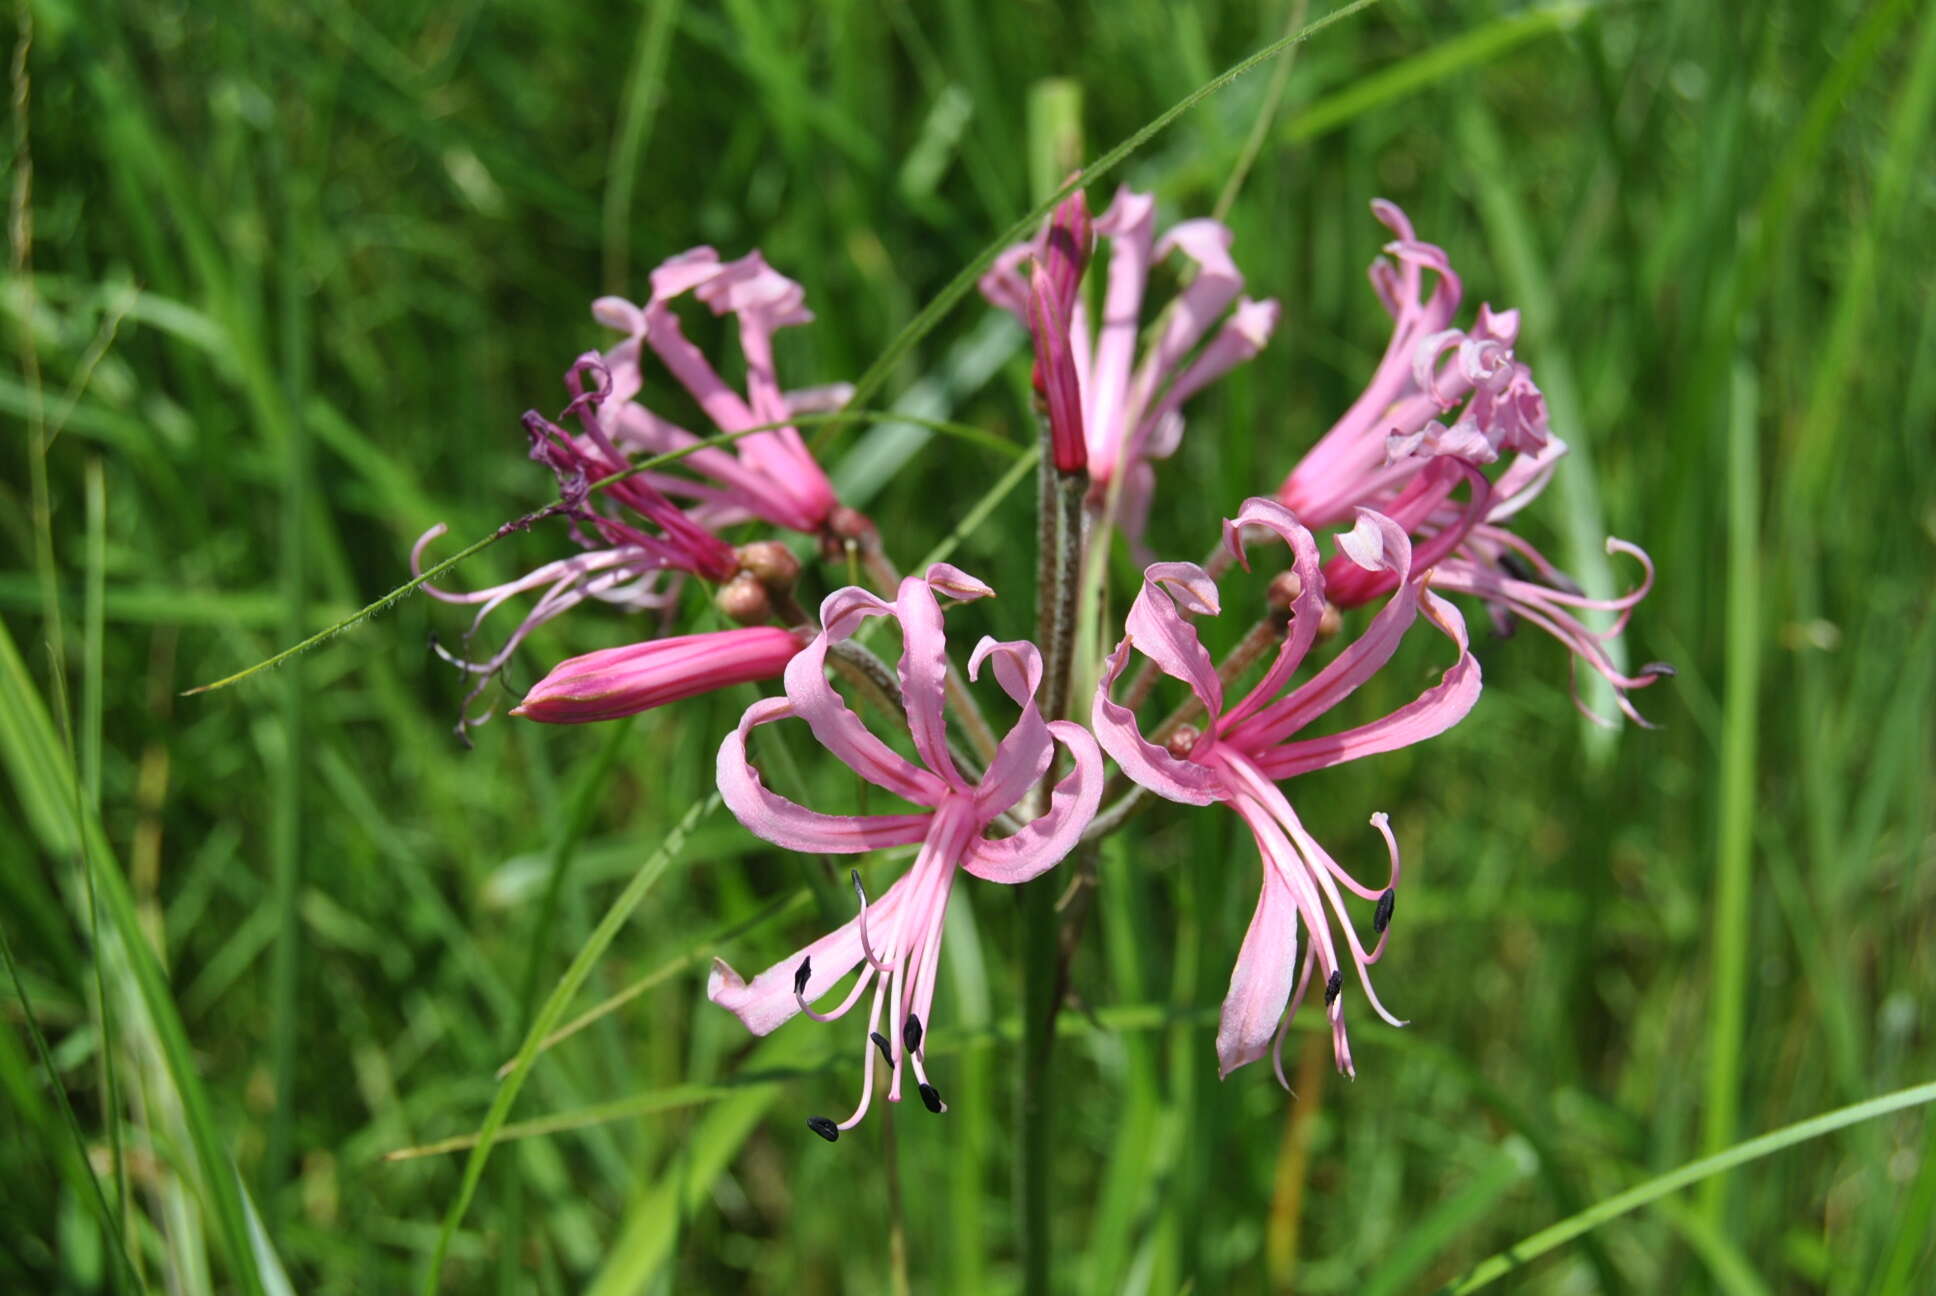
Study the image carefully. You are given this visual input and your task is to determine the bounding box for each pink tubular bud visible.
[1044,187,1093,305]
[1027,260,1089,475]
[511,626,804,723]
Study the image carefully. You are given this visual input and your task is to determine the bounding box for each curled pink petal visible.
[717,698,935,854]
[1215,863,1301,1078]
[961,720,1105,882]
[1091,641,1226,807]
[783,633,947,806]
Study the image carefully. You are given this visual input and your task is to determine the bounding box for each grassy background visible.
[5,0,1934,1291]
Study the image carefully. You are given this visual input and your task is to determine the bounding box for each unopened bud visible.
[1164,724,1202,760]
[716,573,772,625]
[735,540,801,592]
[1043,185,1093,306]
[1317,602,1343,641]
[821,506,876,560]
[1266,570,1305,625]
[511,626,803,723]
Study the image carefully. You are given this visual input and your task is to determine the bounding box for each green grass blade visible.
[419,792,720,1293]
[1699,361,1758,1216]
[1442,1080,1936,1293]
[821,0,1382,446]
[601,0,684,294]
[0,619,274,1296]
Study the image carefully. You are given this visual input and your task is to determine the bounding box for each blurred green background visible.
[5,0,1933,1291]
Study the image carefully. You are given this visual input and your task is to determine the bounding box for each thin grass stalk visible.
[1699,361,1758,1218]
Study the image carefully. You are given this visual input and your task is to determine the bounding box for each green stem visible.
[1017,873,1058,1296]
[1699,360,1758,1217]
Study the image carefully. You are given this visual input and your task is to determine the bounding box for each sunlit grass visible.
[4,0,1933,1291]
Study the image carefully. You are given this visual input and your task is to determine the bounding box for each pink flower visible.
[981,187,1280,540]
[412,358,744,730]
[589,248,845,536]
[1092,499,1481,1081]
[1277,201,1666,725]
[710,564,1104,1138]
[511,626,805,724]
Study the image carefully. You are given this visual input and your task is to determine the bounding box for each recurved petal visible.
[784,633,946,806]
[961,720,1105,883]
[708,871,912,1036]
[1216,866,1301,1078]
[965,639,1054,816]
[647,246,724,301]
[718,697,935,853]
[1091,641,1226,806]
[924,562,995,604]
[1122,561,1224,718]
[1251,591,1480,780]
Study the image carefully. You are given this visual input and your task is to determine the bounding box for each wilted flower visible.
[710,564,1104,1138]
[511,625,805,723]
[1277,201,1666,724]
[1093,499,1480,1081]
[982,186,1280,541]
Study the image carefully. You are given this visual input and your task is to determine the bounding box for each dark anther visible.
[1374,889,1396,934]
[1642,661,1678,679]
[1324,970,1344,1006]
[918,1083,944,1113]
[1498,551,1536,583]
[851,869,868,902]
[805,1116,840,1143]
[870,1031,893,1064]
[902,1013,924,1054]
[793,958,812,996]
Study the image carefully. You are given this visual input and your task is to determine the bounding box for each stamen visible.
[918,1082,945,1114]
[902,1012,924,1055]
[1324,969,1344,1007]
[806,1116,840,1143]
[793,958,812,996]
[1498,550,1536,583]
[1374,889,1396,934]
[852,869,894,974]
[870,1031,893,1064]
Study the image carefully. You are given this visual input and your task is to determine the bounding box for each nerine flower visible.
[982,186,1281,541]
[413,359,743,727]
[1277,200,1666,724]
[1093,499,1481,1081]
[591,247,847,537]
[413,245,851,729]
[710,564,1104,1139]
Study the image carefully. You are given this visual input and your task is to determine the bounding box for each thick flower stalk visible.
[512,625,805,723]
[982,186,1280,542]
[710,564,1104,1139]
[1093,499,1481,1081]
[1276,201,1666,724]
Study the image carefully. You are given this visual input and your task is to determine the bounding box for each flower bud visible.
[716,573,773,626]
[511,627,803,723]
[735,540,802,592]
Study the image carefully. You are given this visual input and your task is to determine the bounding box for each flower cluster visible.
[419,194,1664,1137]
